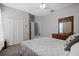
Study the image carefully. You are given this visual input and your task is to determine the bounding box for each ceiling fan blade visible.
[50,10,54,12]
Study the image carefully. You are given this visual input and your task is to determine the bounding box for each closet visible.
[3,19,14,45]
[1,5,30,46]
[3,18,30,46]
[13,19,23,44]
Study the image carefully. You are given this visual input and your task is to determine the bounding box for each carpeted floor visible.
[0,44,22,56]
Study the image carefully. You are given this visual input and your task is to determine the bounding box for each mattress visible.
[21,37,65,56]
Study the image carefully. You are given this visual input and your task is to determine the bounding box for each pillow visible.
[64,34,79,51]
[70,42,79,56]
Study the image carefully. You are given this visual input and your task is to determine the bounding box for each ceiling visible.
[2,3,73,16]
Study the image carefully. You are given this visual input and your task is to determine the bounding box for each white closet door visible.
[3,19,14,46]
[14,20,23,44]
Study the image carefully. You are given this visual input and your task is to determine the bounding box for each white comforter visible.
[21,37,65,56]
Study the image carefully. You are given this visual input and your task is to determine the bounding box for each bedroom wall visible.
[0,5,1,19]
[1,5,30,46]
[35,4,79,37]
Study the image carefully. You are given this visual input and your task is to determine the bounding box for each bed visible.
[21,37,65,56]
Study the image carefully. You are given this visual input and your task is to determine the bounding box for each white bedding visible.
[21,37,65,56]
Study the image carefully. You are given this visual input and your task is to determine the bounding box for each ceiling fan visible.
[37,3,54,13]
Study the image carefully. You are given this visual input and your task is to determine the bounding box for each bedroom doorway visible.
[30,21,41,39]
[29,15,41,39]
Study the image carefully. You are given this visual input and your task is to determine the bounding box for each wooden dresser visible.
[52,33,71,40]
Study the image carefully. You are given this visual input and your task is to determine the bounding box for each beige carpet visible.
[0,44,22,56]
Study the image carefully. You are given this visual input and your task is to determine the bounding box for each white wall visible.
[35,4,79,37]
[0,5,1,19]
[0,5,2,34]
[1,5,30,46]
[23,14,30,41]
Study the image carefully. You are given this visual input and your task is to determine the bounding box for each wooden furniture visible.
[52,33,71,40]
[52,16,74,40]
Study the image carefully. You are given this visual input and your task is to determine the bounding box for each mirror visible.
[59,22,72,33]
[58,16,74,34]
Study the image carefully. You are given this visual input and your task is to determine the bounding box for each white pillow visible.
[70,42,79,56]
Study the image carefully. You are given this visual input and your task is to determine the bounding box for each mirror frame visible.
[58,16,74,34]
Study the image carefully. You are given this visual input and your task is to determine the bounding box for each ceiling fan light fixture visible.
[40,3,46,9]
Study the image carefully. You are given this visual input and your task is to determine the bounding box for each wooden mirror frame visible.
[58,16,74,35]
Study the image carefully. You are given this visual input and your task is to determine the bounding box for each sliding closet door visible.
[3,19,24,45]
[3,19,14,46]
[3,18,29,46]
[14,19,23,44]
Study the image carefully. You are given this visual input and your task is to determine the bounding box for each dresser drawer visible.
[52,33,69,40]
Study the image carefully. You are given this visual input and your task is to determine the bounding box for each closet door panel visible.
[3,19,14,46]
[14,20,23,44]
